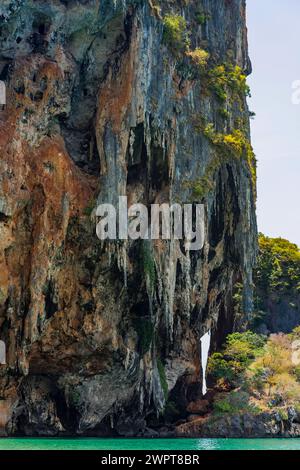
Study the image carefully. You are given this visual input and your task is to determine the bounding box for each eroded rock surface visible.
[0,0,257,436]
[176,409,300,438]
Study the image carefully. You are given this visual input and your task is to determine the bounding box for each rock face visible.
[0,0,257,436]
[252,236,300,335]
[254,296,300,335]
[176,409,300,438]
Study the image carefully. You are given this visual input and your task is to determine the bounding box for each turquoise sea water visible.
[0,438,300,450]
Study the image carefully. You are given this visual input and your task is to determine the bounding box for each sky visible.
[247,0,300,246]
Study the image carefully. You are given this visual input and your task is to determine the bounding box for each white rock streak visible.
[0,341,6,365]
[200,330,211,396]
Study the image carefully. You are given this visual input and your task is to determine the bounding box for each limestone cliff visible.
[0,0,257,436]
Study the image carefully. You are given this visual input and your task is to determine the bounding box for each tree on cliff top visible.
[255,234,300,295]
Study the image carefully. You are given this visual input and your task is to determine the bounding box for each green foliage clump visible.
[188,114,257,200]
[255,234,300,295]
[186,48,210,69]
[209,328,300,420]
[251,235,300,328]
[181,57,254,201]
[163,14,190,53]
[189,155,219,201]
[214,397,233,413]
[189,109,256,199]
[248,333,300,404]
[195,11,211,25]
[207,64,251,103]
[160,11,255,206]
[203,123,254,163]
[219,107,230,120]
[157,358,168,399]
[278,408,289,421]
[289,326,300,341]
[208,352,237,384]
[134,318,154,355]
[294,365,300,382]
[214,391,260,415]
[83,198,95,217]
[226,331,266,357]
[190,177,214,201]
[294,403,300,415]
[208,331,266,385]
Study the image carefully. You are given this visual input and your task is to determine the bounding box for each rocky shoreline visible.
[175,408,300,439]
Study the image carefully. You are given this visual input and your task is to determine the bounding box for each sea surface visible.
[0,438,300,450]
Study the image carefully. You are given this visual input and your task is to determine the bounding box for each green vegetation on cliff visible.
[251,235,300,331]
[186,48,210,69]
[160,5,255,204]
[255,234,300,295]
[208,329,300,417]
[189,120,256,201]
[208,331,266,385]
[162,14,190,52]
[195,10,211,26]
[157,358,169,400]
[207,64,251,103]
[134,318,154,355]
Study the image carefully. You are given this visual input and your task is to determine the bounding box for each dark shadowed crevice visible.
[0,212,10,223]
[0,62,11,81]
[209,170,225,248]
[126,123,148,186]
[55,387,80,434]
[59,120,101,175]
[150,142,169,191]
[44,280,58,320]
